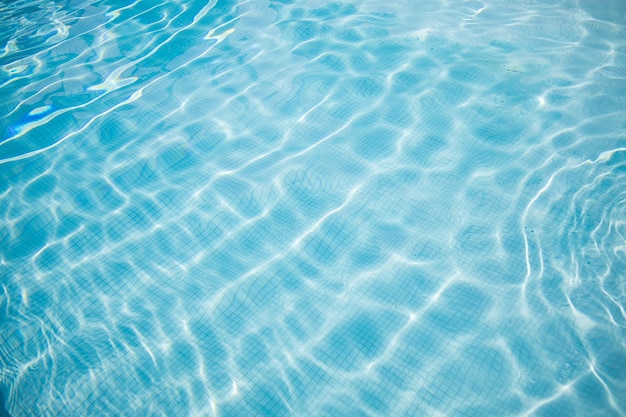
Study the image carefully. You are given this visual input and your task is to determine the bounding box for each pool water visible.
[1,0,625,416]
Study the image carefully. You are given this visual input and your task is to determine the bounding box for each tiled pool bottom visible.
[1,0,625,416]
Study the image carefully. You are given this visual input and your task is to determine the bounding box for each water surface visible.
[1,0,625,416]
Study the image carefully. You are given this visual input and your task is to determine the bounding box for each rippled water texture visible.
[1,0,625,416]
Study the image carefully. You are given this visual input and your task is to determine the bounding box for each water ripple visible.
[0,0,625,416]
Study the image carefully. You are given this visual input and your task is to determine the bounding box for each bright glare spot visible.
[412,29,432,42]
[537,95,546,107]
[29,105,52,116]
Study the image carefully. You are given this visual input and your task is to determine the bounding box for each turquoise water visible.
[1,0,625,415]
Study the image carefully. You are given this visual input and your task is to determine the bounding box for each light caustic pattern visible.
[0,0,625,416]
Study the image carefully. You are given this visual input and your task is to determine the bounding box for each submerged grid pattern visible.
[1,0,626,416]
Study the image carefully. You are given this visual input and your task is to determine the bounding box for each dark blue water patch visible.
[0,388,11,417]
